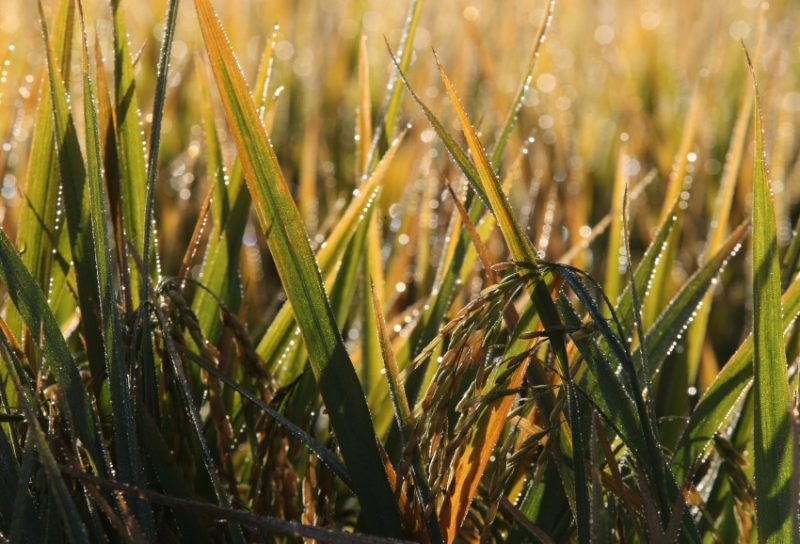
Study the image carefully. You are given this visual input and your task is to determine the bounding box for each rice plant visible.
[0,0,797,541]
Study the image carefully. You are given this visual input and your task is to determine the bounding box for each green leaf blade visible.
[111,0,149,307]
[78,10,149,531]
[10,0,75,337]
[749,65,794,544]
[0,229,102,472]
[193,0,403,536]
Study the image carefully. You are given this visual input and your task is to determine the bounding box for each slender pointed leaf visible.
[748,56,793,544]
[672,275,800,482]
[192,37,276,342]
[255,134,405,372]
[193,0,403,535]
[9,0,75,338]
[111,0,149,307]
[37,1,105,379]
[77,6,151,533]
[0,229,102,469]
[365,0,424,172]
[635,221,749,376]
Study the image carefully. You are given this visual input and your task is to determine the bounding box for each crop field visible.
[0,0,797,542]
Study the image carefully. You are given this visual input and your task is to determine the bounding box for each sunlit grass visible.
[0,0,797,541]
